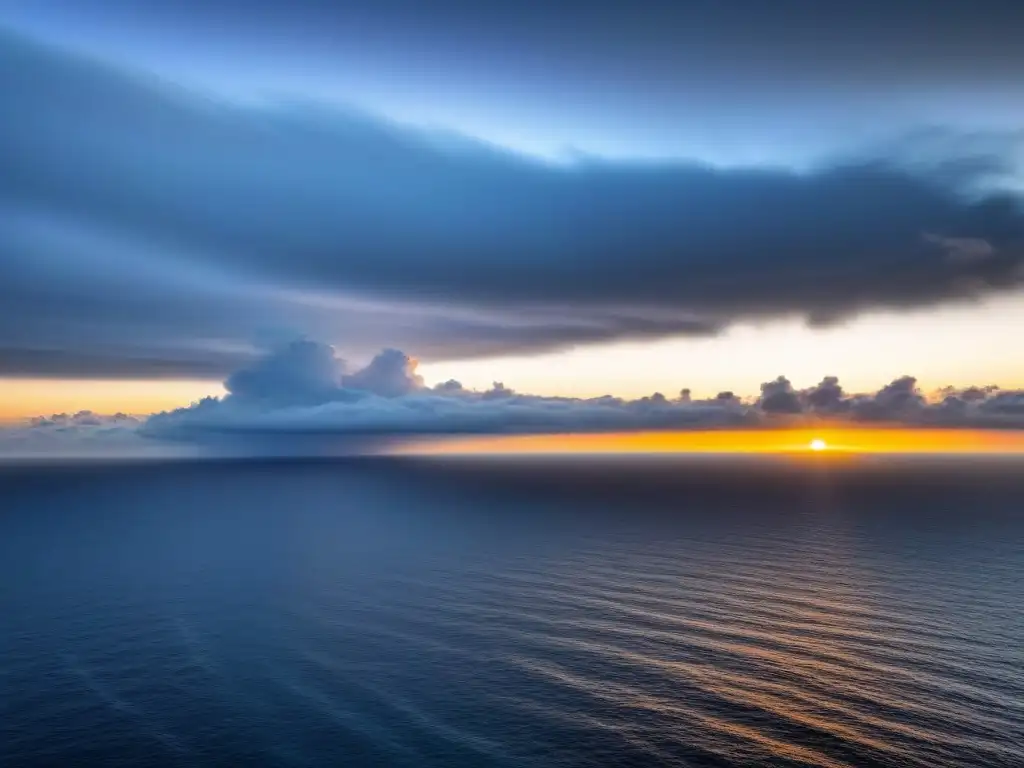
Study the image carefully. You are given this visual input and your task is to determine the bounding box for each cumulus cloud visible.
[758,376,802,414]
[939,388,1024,421]
[139,342,752,439]
[433,379,466,394]
[225,339,346,404]
[2,28,1024,378]
[803,376,847,412]
[342,349,425,397]
[852,376,925,420]
[750,374,1024,428]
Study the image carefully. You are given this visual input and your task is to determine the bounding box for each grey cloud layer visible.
[2,29,1024,378]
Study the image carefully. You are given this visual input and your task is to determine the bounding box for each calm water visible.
[2,457,1023,767]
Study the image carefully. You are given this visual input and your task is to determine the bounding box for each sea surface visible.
[2,456,1023,767]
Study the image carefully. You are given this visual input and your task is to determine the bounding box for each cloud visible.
[225,338,346,404]
[139,341,752,439]
[27,410,139,429]
[924,233,997,265]
[4,339,1023,457]
[433,379,466,394]
[754,374,1024,428]
[1,28,1023,378]
[130,341,1024,443]
[803,376,847,412]
[940,388,1024,421]
[758,376,802,414]
[0,411,180,459]
[223,341,425,402]
[342,348,425,398]
[851,376,925,420]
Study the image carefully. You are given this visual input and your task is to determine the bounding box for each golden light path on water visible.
[392,428,1024,456]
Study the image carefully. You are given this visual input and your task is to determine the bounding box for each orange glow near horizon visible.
[0,379,223,423]
[393,428,1024,456]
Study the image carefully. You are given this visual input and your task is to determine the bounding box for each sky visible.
[1,0,1024,437]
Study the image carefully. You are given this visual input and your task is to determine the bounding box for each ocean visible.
[2,456,1022,767]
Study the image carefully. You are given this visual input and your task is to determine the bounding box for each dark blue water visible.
[2,457,1023,767]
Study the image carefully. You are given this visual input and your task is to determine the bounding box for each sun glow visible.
[392,428,1024,456]
[0,379,224,422]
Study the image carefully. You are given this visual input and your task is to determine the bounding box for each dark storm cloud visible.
[0,188,722,379]
[1,28,1024,378]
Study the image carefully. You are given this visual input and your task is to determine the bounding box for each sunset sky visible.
[396,428,1024,457]
[1,1,1023,449]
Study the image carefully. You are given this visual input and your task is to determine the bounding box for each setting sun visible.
[393,428,1024,456]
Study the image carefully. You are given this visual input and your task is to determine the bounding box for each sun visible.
[809,438,827,451]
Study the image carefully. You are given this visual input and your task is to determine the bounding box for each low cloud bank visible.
[140,341,755,438]
[138,340,1024,440]
[0,411,167,459]
[5,339,1022,458]
[759,375,1024,426]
